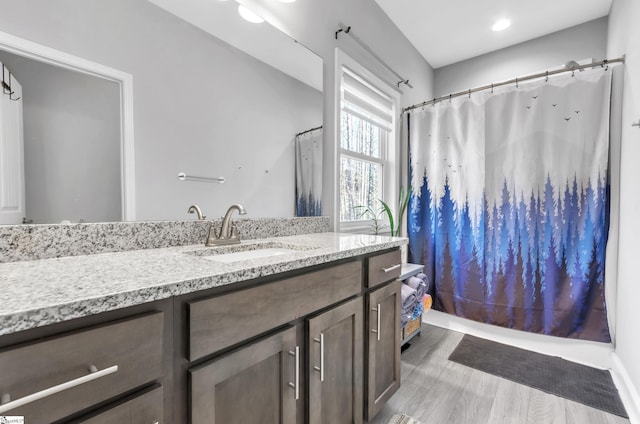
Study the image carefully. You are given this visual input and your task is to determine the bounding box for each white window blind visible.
[339,64,396,225]
[341,68,394,131]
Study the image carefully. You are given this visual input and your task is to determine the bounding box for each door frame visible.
[0,30,136,221]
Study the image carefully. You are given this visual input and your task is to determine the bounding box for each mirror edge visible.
[0,29,136,222]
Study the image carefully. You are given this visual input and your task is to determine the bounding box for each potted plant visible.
[356,186,410,236]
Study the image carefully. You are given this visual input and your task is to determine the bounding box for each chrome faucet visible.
[188,204,206,220]
[206,204,247,246]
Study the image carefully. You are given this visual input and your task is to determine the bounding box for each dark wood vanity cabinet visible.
[308,297,363,424]
[182,260,364,424]
[183,249,401,424]
[0,301,172,424]
[0,247,402,424]
[364,249,402,422]
[71,385,164,424]
[190,326,300,424]
[365,280,402,421]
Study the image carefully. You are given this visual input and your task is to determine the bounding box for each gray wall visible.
[434,18,608,96]
[607,0,640,415]
[0,51,121,224]
[0,0,322,221]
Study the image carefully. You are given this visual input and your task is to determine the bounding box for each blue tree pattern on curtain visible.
[295,127,323,216]
[408,70,612,342]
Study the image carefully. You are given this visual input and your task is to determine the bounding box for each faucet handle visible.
[230,223,239,239]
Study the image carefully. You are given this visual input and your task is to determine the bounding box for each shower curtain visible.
[408,69,612,342]
[295,127,323,216]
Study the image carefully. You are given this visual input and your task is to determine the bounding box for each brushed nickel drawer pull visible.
[313,334,325,382]
[0,365,118,414]
[288,346,300,400]
[371,303,381,341]
[381,264,401,273]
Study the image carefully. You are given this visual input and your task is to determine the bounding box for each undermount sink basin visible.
[202,247,298,263]
[184,242,317,263]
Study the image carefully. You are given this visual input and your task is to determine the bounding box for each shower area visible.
[406,58,623,343]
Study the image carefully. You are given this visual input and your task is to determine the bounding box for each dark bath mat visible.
[448,335,628,418]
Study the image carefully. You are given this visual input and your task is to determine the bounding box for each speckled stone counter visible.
[0,217,329,263]
[0,232,407,336]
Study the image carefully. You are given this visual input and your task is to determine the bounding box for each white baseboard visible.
[611,353,640,424]
[423,310,613,369]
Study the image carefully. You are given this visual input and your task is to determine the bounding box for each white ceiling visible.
[147,0,322,91]
[374,0,613,68]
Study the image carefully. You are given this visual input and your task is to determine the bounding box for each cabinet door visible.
[190,326,299,424]
[308,297,363,424]
[366,280,401,421]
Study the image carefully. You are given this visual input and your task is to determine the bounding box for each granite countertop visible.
[0,232,407,336]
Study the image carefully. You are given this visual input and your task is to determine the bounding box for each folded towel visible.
[401,283,418,307]
[400,284,418,325]
[406,276,426,298]
[401,303,419,326]
[416,272,433,294]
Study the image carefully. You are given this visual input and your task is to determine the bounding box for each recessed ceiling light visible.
[237,5,264,23]
[279,0,297,2]
[492,19,511,32]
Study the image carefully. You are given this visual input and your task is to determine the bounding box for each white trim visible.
[611,353,640,424]
[423,309,613,369]
[340,150,385,166]
[336,49,401,232]
[0,30,136,221]
[339,221,391,235]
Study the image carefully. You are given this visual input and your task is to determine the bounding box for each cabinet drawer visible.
[0,312,164,423]
[188,260,362,361]
[367,250,401,288]
[76,386,163,424]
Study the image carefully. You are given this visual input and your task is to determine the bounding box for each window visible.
[338,60,398,231]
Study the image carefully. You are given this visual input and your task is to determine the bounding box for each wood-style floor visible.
[370,325,630,424]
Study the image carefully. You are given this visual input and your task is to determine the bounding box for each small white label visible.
[0,417,24,424]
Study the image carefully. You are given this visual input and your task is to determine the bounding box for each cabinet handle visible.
[288,346,300,400]
[0,365,118,414]
[313,333,324,382]
[371,303,381,341]
[381,264,401,273]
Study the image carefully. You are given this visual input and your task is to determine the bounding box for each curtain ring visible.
[449,94,452,103]
[516,77,519,88]
[491,83,494,94]
[468,89,471,99]
[545,71,549,83]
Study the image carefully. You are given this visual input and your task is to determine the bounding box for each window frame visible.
[339,114,388,224]
[335,50,401,234]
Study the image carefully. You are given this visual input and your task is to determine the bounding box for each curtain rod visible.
[403,56,625,113]
[335,25,413,89]
[296,125,323,137]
